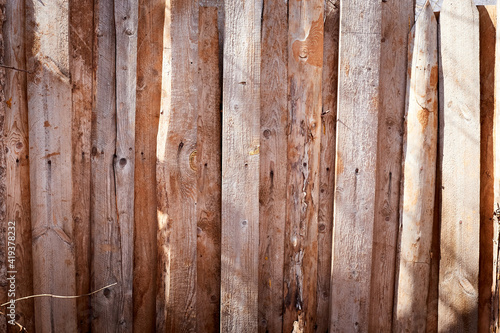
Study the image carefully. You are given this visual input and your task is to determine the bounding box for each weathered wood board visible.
[0,2,6,330]
[3,0,34,331]
[438,0,481,331]
[329,0,382,331]
[316,1,339,332]
[156,0,198,331]
[394,2,438,331]
[258,0,287,332]
[197,6,222,333]
[220,0,261,331]
[26,0,77,331]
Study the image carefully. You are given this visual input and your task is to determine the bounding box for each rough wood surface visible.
[283,1,324,332]
[156,0,198,331]
[316,2,339,331]
[197,6,222,333]
[133,0,163,331]
[258,0,287,331]
[220,0,261,331]
[26,0,77,331]
[69,0,93,331]
[493,6,500,332]
[478,6,496,332]
[0,2,7,330]
[3,0,34,331]
[394,3,438,331]
[329,0,382,331]
[438,0,481,331]
[369,0,413,330]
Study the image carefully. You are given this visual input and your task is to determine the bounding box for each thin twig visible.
[0,310,26,332]
[0,64,31,73]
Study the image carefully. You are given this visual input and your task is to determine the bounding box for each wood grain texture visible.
[438,0,480,331]
[315,1,339,331]
[283,1,324,332]
[26,0,77,331]
[197,7,222,332]
[258,0,287,332]
[220,0,261,331]
[3,0,34,331]
[133,0,163,331]
[394,3,438,331]
[369,0,413,330]
[69,0,93,331]
[478,6,496,332]
[0,2,6,330]
[156,0,198,331]
[493,5,500,332]
[329,0,382,331]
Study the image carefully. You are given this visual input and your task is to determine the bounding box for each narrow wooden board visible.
[493,5,500,332]
[329,0,382,331]
[69,0,93,330]
[438,0,481,331]
[156,0,198,331]
[133,0,163,331]
[0,2,7,330]
[258,0,287,331]
[369,0,413,330]
[25,0,77,330]
[220,0,261,331]
[90,0,120,330]
[478,5,496,332]
[3,0,34,331]
[197,7,222,332]
[394,2,438,331]
[282,1,324,332]
[316,1,339,331]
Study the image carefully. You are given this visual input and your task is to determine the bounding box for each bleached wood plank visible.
[197,7,222,332]
[394,2,438,331]
[316,1,339,331]
[369,0,413,330]
[133,0,163,331]
[220,0,261,331]
[329,0,382,331]
[69,0,93,331]
[283,1,324,332]
[25,0,77,330]
[156,0,198,331]
[3,0,34,331]
[438,0,480,331]
[477,5,496,332]
[258,0,287,331]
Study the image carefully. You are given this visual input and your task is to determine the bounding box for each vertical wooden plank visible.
[394,2,439,331]
[197,7,222,332]
[133,0,163,331]
[478,5,496,332]
[3,0,34,331]
[156,0,198,331]
[0,2,7,330]
[283,0,324,332]
[258,0,287,331]
[316,1,339,331]
[69,0,93,331]
[438,0,480,331]
[26,0,77,330]
[329,0,382,331]
[369,0,413,330]
[220,0,261,331]
[493,5,500,333]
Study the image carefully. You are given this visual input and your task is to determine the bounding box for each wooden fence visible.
[0,0,498,332]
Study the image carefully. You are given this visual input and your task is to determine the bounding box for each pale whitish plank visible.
[394,2,438,331]
[283,0,324,332]
[316,1,339,331]
[369,0,413,330]
[133,0,163,331]
[329,0,382,331]
[69,0,93,330]
[25,0,77,331]
[156,0,198,331]
[438,0,480,331]
[258,0,287,331]
[221,0,261,331]
[3,0,35,331]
